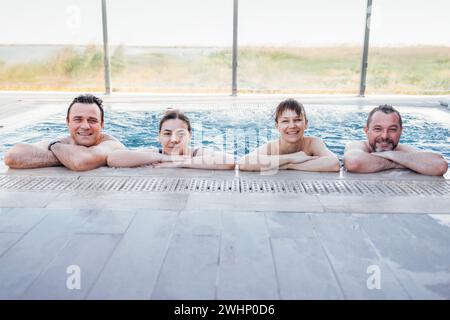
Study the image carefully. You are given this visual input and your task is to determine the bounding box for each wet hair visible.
[366,104,402,128]
[274,99,307,123]
[159,109,192,133]
[67,94,104,122]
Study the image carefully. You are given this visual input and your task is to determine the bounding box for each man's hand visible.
[371,149,447,175]
[371,151,394,159]
[50,138,124,171]
[344,142,406,173]
[371,151,406,169]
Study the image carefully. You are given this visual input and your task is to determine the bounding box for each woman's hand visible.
[153,161,185,168]
[160,154,191,162]
[287,151,319,164]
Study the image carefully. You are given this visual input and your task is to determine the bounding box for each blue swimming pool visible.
[1,105,449,164]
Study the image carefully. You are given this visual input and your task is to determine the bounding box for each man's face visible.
[66,103,103,146]
[364,111,402,152]
[158,119,191,155]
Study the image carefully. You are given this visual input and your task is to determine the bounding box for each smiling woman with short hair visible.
[238,99,340,172]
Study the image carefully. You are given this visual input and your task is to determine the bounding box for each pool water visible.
[1,105,449,165]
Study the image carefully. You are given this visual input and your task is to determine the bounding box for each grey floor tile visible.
[0,233,23,257]
[265,211,343,299]
[218,212,279,299]
[0,209,91,299]
[186,193,323,213]
[175,210,222,236]
[265,212,315,238]
[394,214,450,257]
[87,210,178,299]
[428,214,450,228]
[0,191,57,208]
[46,192,188,210]
[311,214,409,299]
[21,234,121,299]
[76,209,136,234]
[0,208,48,233]
[271,237,344,299]
[151,234,220,299]
[356,214,450,272]
[356,214,450,299]
[318,196,450,214]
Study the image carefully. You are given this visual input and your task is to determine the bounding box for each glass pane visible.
[0,0,104,91]
[107,0,232,93]
[366,0,450,94]
[238,0,366,93]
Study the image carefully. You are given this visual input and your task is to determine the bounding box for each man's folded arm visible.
[372,148,448,176]
[50,140,124,171]
[343,142,401,173]
[4,141,61,169]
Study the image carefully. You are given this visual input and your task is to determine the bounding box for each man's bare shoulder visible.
[100,134,122,143]
[95,134,125,150]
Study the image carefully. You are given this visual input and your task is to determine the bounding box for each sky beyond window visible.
[0,0,449,46]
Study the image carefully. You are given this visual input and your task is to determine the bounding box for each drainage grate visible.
[0,175,449,196]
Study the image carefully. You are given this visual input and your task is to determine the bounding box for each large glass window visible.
[366,0,450,94]
[107,0,232,93]
[0,0,448,94]
[0,0,104,91]
[238,0,366,94]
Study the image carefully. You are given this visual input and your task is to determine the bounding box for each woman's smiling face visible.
[276,109,308,143]
[158,118,191,155]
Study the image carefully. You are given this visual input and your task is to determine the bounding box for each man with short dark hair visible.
[344,105,448,176]
[4,94,124,171]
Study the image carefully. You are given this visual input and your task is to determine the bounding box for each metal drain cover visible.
[0,175,449,196]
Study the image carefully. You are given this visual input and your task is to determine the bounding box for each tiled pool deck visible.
[0,93,449,300]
